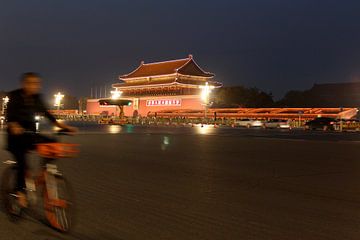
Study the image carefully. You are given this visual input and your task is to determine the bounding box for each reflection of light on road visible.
[196,124,215,135]
[163,136,170,145]
[125,124,134,133]
[108,125,122,134]
[35,122,39,131]
[161,136,170,150]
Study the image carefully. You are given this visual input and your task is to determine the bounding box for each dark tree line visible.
[211,86,274,108]
[276,82,360,107]
[211,82,360,108]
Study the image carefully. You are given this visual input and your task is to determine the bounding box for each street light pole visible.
[110,88,123,118]
[199,82,214,120]
[54,92,64,110]
[2,96,9,116]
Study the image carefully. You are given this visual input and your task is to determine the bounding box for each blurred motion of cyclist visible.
[5,72,77,208]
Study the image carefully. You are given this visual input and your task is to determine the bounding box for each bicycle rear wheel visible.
[43,175,75,233]
[0,165,22,220]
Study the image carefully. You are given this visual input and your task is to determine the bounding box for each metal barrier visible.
[54,114,360,132]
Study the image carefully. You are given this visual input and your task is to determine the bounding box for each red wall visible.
[86,100,118,115]
[86,96,204,117]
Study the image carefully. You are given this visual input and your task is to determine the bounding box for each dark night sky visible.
[1,0,360,99]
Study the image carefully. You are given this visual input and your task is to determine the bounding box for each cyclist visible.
[5,72,77,208]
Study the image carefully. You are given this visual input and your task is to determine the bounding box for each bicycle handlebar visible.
[23,129,73,137]
[56,129,73,136]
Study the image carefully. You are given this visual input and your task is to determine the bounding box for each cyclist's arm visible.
[56,122,77,133]
[37,95,77,132]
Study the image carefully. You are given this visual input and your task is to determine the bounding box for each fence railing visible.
[54,114,360,132]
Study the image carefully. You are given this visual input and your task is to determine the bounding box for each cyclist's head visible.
[21,72,42,95]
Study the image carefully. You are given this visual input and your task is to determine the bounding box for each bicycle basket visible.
[36,143,79,158]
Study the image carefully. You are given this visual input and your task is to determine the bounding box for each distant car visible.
[340,118,360,131]
[236,119,264,128]
[305,117,337,131]
[264,119,291,129]
[342,119,360,124]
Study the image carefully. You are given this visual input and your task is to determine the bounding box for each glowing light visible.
[111,88,122,100]
[1,96,9,116]
[161,136,170,150]
[54,92,64,108]
[163,136,170,145]
[195,124,215,135]
[3,96,9,104]
[108,125,122,134]
[199,82,214,103]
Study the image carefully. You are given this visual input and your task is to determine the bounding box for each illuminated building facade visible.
[87,55,222,116]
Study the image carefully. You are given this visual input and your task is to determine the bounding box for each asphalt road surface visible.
[0,123,360,240]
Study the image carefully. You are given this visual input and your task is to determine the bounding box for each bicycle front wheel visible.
[43,175,75,233]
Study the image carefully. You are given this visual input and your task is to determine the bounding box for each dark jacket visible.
[6,89,56,152]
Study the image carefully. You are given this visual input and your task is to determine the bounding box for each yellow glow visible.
[108,125,122,134]
[111,89,122,100]
[195,124,215,135]
[2,96,9,104]
[54,92,64,107]
[199,82,214,103]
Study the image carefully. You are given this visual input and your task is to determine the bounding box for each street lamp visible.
[1,96,9,116]
[54,92,64,110]
[111,88,122,100]
[110,88,123,117]
[3,96,9,104]
[199,82,214,118]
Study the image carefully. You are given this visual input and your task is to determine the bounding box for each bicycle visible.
[0,130,78,232]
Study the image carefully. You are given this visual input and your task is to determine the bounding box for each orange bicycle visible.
[1,131,78,232]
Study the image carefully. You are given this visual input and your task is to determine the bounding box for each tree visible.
[211,86,274,108]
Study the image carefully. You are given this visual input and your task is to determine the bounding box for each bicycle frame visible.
[24,158,61,204]
[2,139,78,232]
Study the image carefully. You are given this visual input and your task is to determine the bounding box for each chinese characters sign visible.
[146,99,181,106]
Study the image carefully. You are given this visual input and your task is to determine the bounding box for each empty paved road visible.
[0,124,360,240]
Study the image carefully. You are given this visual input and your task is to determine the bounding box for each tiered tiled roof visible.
[112,79,222,89]
[119,55,215,80]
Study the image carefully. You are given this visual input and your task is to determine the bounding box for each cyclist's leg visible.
[11,150,28,207]
[13,151,26,192]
